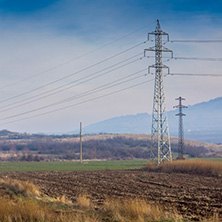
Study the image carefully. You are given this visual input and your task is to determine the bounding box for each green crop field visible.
[0,158,221,172]
[0,159,149,172]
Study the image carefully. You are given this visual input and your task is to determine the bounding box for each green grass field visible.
[0,159,149,172]
[0,158,221,172]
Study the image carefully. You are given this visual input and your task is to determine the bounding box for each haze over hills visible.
[83,97,222,143]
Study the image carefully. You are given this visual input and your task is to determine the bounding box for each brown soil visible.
[0,170,221,221]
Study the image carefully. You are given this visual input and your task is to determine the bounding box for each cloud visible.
[0,1,221,133]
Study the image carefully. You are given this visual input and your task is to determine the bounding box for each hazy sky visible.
[0,0,221,133]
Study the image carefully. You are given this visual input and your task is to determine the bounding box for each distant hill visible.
[0,132,221,161]
[84,113,151,134]
[83,97,222,143]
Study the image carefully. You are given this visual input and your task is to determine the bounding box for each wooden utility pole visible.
[80,122,82,163]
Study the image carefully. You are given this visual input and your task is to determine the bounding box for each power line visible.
[172,56,222,61]
[0,68,147,114]
[3,17,222,128]
[0,21,155,90]
[169,40,222,43]
[0,79,154,126]
[169,73,222,77]
[0,41,146,104]
[46,71,148,107]
[148,55,222,62]
[0,72,147,120]
[0,54,144,111]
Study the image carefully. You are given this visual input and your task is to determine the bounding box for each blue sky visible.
[0,0,58,12]
[1,0,222,36]
[0,0,221,133]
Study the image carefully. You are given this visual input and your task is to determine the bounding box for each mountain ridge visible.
[83,97,222,143]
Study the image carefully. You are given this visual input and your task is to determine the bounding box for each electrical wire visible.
[169,40,222,43]
[0,78,154,125]
[0,21,155,90]
[147,56,222,62]
[0,67,147,113]
[46,71,148,107]
[0,41,146,104]
[0,72,148,119]
[172,56,222,61]
[0,54,144,111]
[169,73,222,76]
[4,17,222,126]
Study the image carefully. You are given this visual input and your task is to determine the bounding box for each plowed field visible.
[1,170,221,221]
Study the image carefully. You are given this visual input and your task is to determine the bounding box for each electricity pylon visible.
[174,97,187,159]
[144,20,172,164]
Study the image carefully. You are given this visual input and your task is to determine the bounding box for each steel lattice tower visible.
[174,97,187,159]
[144,20,172,164]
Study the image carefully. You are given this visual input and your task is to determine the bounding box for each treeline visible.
[0,136,209,161]
[0,129,78,140]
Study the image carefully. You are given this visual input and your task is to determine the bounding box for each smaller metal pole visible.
[80,122,82,163]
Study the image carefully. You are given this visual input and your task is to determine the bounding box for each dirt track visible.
[1,170,222,221]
